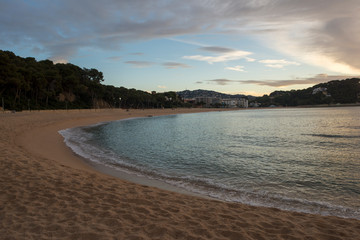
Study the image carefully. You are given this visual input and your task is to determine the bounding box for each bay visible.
[60,107,360,219]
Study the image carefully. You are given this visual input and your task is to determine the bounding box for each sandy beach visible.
[1,108,359,240]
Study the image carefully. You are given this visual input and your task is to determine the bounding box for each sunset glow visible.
[1,0,359,95]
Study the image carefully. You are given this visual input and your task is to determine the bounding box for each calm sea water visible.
[60,107,360,219]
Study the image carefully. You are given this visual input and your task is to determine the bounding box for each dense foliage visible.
[1,50,359,110]
[256,78,360,107]
[0,50,183,110]
[177,89,250,100]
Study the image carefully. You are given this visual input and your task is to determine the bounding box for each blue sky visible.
[1,0,359,96]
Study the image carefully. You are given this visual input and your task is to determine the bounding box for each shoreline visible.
[57,110,226,200]
[1,108,360,239]
[2,102,359,115]
[59,111,360,220]
[18,108,229,174]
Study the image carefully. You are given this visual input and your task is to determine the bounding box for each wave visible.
[59,125,360,220]
[303,133,360,139]
[159,174,360,220]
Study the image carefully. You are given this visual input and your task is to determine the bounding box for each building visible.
[189,97,248,108]
[238,98,249,108]
[222,98,248,108]
[312,87,331,97]
[195,97,221,107]
[222,99,237,108]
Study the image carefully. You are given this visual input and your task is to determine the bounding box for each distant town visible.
[182,96,249,108]
[177,79,360,108]
[177,89,252,108]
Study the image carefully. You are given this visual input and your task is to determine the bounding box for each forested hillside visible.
[0,50,183,110]
[1,50,359,110]
[256,78,360,107]
[177,89,251,100]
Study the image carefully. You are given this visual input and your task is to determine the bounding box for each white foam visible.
[58,119,360,220]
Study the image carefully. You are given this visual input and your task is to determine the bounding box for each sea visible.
[59,107,360,219]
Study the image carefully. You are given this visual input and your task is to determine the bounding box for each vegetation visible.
[177,89,252,100]
[0,50,183,111]
[1,50,359,110]
[255,78,360,107]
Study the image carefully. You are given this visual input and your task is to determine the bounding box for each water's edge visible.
[59,117,214,200]
[59,111,360,220]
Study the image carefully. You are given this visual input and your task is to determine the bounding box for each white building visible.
[312,87,331,97]
[222,98,248,108]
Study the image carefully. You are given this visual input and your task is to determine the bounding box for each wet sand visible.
[1,108,359,239]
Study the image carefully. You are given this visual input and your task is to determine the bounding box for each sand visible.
[1,108,359,240]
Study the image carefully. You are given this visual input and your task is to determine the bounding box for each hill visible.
[257,78,360,107]
[177,89,254,100]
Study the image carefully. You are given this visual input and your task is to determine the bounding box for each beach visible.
[1,109,359,240]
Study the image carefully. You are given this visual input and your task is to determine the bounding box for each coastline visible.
[1,108,360,239]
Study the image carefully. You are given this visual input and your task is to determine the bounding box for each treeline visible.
[0,50,184,110]
[2,50,359,110]
[256,78,360,107]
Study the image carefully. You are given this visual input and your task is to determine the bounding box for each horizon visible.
[1,1,360,96]
[3,48,357,98]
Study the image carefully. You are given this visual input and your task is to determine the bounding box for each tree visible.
[82,68,104,84]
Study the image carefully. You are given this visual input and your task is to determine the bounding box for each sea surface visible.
[60,107,360,219]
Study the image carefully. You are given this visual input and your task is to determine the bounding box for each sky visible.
[1,0,359,96]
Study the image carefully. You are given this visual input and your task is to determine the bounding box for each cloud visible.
[246,57,256,62]
[167,38,207,47]
[53,59,68,64]
[157,85,167,89]
[199,46,237,53]
[125,61,155,68]
[241,2,360,74]
[225,65,245,72]
[204,74,356,87]
[259,59,300,68]
[125,60,191,69]
[107,56,122,61]
[0,1,207,61]
[163,62,191,69]
[206,79,235,86]
[1,0,360,74]
[183,46,252,64]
